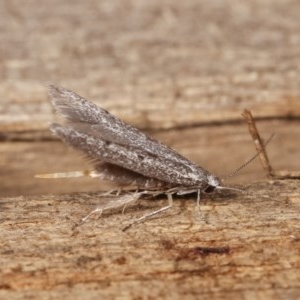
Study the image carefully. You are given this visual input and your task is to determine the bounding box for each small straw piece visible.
[242,109,300,180]
[242,109,274,178]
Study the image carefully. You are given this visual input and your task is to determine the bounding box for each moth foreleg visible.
[197,189,201,207]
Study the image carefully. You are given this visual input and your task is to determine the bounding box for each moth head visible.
[203,174,222,193]
[204,174,243,194]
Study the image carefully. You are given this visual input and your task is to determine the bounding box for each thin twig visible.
[242,109,300,180]
[242,109,274,178]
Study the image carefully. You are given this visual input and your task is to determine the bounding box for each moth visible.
[38,86,255,230]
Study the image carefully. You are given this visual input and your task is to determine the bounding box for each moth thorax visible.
[207,174,222,187]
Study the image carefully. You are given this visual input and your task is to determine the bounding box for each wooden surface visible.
[1,180,300,299]
[1,0,300,299]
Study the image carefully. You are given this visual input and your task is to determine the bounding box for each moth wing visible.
[92,161,168,189]
[50,123,207,187]
[49,86,200,171]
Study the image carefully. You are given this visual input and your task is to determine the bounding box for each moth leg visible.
[122,193,173,231]
[102,188,122,196]
[74,192,142,228]
[76,188,122,226]
[74,207,103,228]
[122,189,139,213]
[196,189,201,214]
[196,189,201,206]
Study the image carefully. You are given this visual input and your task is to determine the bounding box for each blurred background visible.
[0,0,299,197]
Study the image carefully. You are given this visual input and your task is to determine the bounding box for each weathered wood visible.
[1,0,300,299]
[1,1,300,135]
[1,180,300,299]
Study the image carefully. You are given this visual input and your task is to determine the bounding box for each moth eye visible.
[204,185,215,193]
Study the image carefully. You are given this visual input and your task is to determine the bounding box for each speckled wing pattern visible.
[49,86,210,189]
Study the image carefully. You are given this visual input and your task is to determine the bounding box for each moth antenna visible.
[222,133,274,182]
[216,185,246,194]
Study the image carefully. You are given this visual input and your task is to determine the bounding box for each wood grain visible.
[1,0,300,299]
[1,180,300,299]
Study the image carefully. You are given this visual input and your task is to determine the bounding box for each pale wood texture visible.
[1,0,300,299]
[1,180,300,299]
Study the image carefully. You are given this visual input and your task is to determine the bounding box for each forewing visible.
[92,162,169,189]
[49,86,201,172]
[50,123,207,187]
